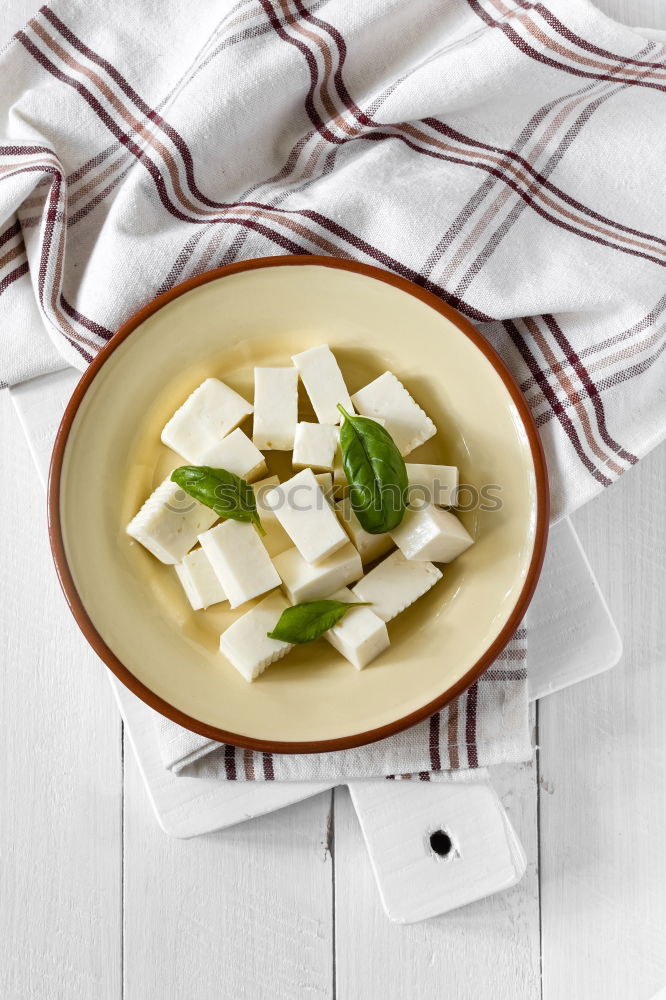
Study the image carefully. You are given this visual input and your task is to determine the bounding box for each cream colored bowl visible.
[49,257,548,752]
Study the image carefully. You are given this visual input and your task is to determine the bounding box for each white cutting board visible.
[10,367,621,922]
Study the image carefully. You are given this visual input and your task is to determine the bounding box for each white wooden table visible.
[2,2,666,997]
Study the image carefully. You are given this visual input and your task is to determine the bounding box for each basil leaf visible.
[337,404,407,534]
[171,466,265,534]
[267,600,370,644]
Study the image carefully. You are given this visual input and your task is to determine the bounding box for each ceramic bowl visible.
[49,256,548,752]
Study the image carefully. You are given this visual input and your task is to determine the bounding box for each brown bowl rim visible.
[48,254,549,754]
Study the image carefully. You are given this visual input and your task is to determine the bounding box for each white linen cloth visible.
[1,0,663,778]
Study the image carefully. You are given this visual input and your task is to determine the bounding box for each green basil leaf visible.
[337,404,407,534]
[267,600,370,644]
[171,466,265,534]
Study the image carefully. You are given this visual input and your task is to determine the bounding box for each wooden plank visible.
[334,743,540,999]
[0,392,122,1000]
[122,759,334,1000]
[540,442,666,1000]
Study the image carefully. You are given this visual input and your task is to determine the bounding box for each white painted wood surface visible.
[2,0,666,997]
[0,389,123,1000]
[540,442,666,1000]
[122,763,333,1000]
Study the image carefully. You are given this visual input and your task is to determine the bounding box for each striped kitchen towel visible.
[1,0,663,777]
[1,0,664,517]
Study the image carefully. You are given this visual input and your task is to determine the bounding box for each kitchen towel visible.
[1,0,665,518]
[1,0,663,777]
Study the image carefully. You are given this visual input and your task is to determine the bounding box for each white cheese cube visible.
[292,422,338,471]
[161,378,253,462]
[351,550,442,622]
[390,506,473,562]
[273,543,363,603]
[332,447,348,490]
[198,427,267,481]
[253,367,298,451]
[292,344,354,424]
[406,463,458,507]
[324,587,390,670]
[253,475,281,517]
[219,592,293,682]
[351,371,436,456]
[198,519,281,609]
[265,468,348,564]
[175,547,226,610]
[314,472,334,498]
[336,495,394,565]
[126,476,218,565]
[253,475,292,557]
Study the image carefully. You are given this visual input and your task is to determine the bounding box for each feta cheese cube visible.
[336,495,394,564]
[324,588,390,670]
[253,367,298,451]
[351,550,442,622]
[390,506,473,562]
[292,422,338,471]
[126,476,218,564]
[351,371,436,456]
[219,592,293,682]
[265,468,348,564]
[161,378,253,462]
[406,463,459,507]
[198,519,281,609]
[175,547,226,610]
[314,472,334,498]
[273,543,363,603]
[253,475,292,557]
[332,446,348,490]
[292,344,354,424]
[198,427,267,481]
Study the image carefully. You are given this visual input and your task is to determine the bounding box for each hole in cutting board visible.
[429,829,454,859]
